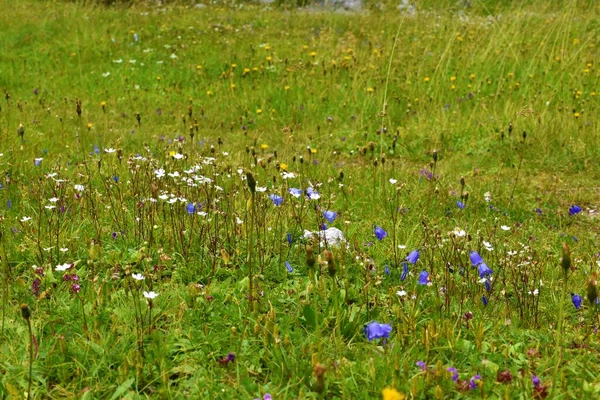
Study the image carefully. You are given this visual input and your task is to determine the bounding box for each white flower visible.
[282,172,296,179]
[143,291,159,299]
[256,186,267,193]
[132,273,145,281]
[45,205,56,210]
[172,153,184,160]
[389,178,398,184]
[396,290,407,297]
[60,248,69,253]
[452,228,466,237]
[104,148,116,153]
[113,59,123,63]
[20,216,32,222]
[500,225,510,231]
[398,245,406,249]
[483,241,494,251]
[303,227,346,247]
[528,289,539,296]
[55,263,71,271]
[49,197,59,203]
[507,250,517,256]
[154,168,165,178]
[484,192,491,202]
[236,216,243,225]
[74,184,85,192]
[170,53,178,59]
[102,72,111,78]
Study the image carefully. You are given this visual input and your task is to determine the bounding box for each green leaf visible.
[109,378,135,400]
[302,305,317,330]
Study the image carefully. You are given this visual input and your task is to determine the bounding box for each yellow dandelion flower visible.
[279,163,288,171]
[423,77,430,82]
[382,387,406,400]
[310,51,317,57]
[196,65,202,70]
[260,144,269,150]
[574,112,580,118]
[231,64,237,68]
[367,87,375,93]
[230,84,236,89]
[302,45,308,50]
[156,76,161,81]
[265,45,271,51]
[284,85,290,91]
[450,76,456,82]
[252,67,258,71]
[169,151,176,157]
[256,109,262,114]
[207,90,213,96]
[469,73,476,80]
[311,148,317,154]
[451,84,456,90]
[87,123,93,129]
[266,56,272,62]
[344,55,351,61]
[573,38,580,45]
[100,101,106,108]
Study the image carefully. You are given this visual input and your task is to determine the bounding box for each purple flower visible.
[447,367,459,382]
[186,202,196,214]
[31,279,41,296]
[457,201,465,209]
[482,295,488,306]
[405,249,420,264]
[323,210,337,223]
[34,159,42,167]
[572,293,582,310]
[384,265,390,276]
[286,233,293,245]
[363,321,392,341]
[477,263,493,278]
[418,270,430,285]
[306,187,320,200]
[269,194,283,206]
[7,199,12,209]
[374,225,387,240]
[470,251,484,266]
[535,208,542,215]
[532,375,540,388]
[569,205,582,215]
[484,280,491,291]
[71,283,81,294]
[401,262,408,281]
[469,374,482,389]
[416,361,426,371]
[285,261,293,273]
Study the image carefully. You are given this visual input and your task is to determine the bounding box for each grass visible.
[1,0,600,398]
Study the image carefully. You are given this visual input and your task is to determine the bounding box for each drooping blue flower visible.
[269,194,283,206]
[477,263,493,278]
[406,249,420,265]
[569,205,582,215]
[384,265,390,276]
[186,202,196,214]
[319,223,327,231]
[470,251,484,266]
[401,262,408,281]
[285,261,293,273]
[7,199,12,209]
[484,280,491,291]
[374,225,387,240]
[323,210,337,223]
[363,321,392,341]
[113,176,119,183]
[418,270,430,285]
[416,361,426,371]
[306,187,320,200]
[286,233,293,245]
[457,201,465,209]
[288,188,302,198]
[535,208,542,215]
[572,293,582,310]
[469,374,482,389]
[447,367,459,382]
[482,295,488,306]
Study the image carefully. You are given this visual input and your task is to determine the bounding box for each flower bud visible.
[587,272,598,305]
[21,304,31,320]
[561,242,571,274]
[245,172,256,194]
[306,245,315,269]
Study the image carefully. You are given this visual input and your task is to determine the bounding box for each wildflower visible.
[447,367,459,382]
[269,194,283,206]
[143,291,159,299]
[500,225,510,231]
[71,283,81,294]
[382,387,406,400]
[285,261,293,273]
[477,263,493,278]
[323,210,337,223]
[469,374,482,389]
[363,321,392,341]
[482,295,488,306]
[34,158,43,166]
[561,242,571,274]
[55,263,71,272]
[286,233,293,245]
[306,187,320,200]
[497,370,513,383]
[288,188,302,198]
[186,202,196,214]
[405,249,420,264]
[384,265,390,275]
[457,201,465,209]
[401,262,408,281]
[470,251,484,266]
[132,273,145,281]
[532,375,540,388]
[572,293,582,310]
[396,290,407,297]
[569,205,582,215]
[218,352,235,365]
[418,270,430,285]
[416,361,426,371]
[374,225,387,240]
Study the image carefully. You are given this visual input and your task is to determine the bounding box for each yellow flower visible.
[367,87,375,93]
[100,101,106,108]
[207,90,213,96]
[169,151,176,158]
[284,86,290,91]
[382,387,406,400]
[311,148,317,154]
[230,84,236,89]
[87,123,93,129]
[256,109,262,114]
[574,112,580,118]
[310,51,317,57]
[261,144,269,150]
[265,45,271,51]
[450,76,456,82]
[266,56,272,62]
[196,65,202,70]
[279,163,288,171]
[423,77,430,82]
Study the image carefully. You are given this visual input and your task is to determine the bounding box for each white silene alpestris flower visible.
[132,273,145,281]
[143,291,159,299]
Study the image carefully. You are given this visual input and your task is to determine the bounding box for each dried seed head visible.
[21,304,31,320]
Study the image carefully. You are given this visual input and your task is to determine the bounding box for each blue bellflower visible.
[323,210,337,223]
[572,293,582,310]
[401,262,408,281]
[418,270,430,285]
[269,194,283,206]
[569,205,582,215]
[186,202,196,214]
[363,321,392,341]
[285,261,293,273]
[477,263,493,278]
[374,225,387,240]
[406,249,420,265]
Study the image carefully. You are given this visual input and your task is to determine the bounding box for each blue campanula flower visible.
[572,293,582,310]
[401,262,408,281]
[569,205,582,215]
[286,233,293,245]
[374,225,387,240]
[469,374,482,389]
[384,265,390,276]
[306,187,320,200]
[447,367,459,382]
[457,201,465,209]
[285,261,293,273]
[482,295,488,306]
[269,194,283,206]
[477,263,493,278]
[363,321,392,341]
[470,251,484,266]
[418,270,430,285]
[416,361,426,371]
[323,210,337,223]
[186,202,196,214]
[406,249,420,265]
